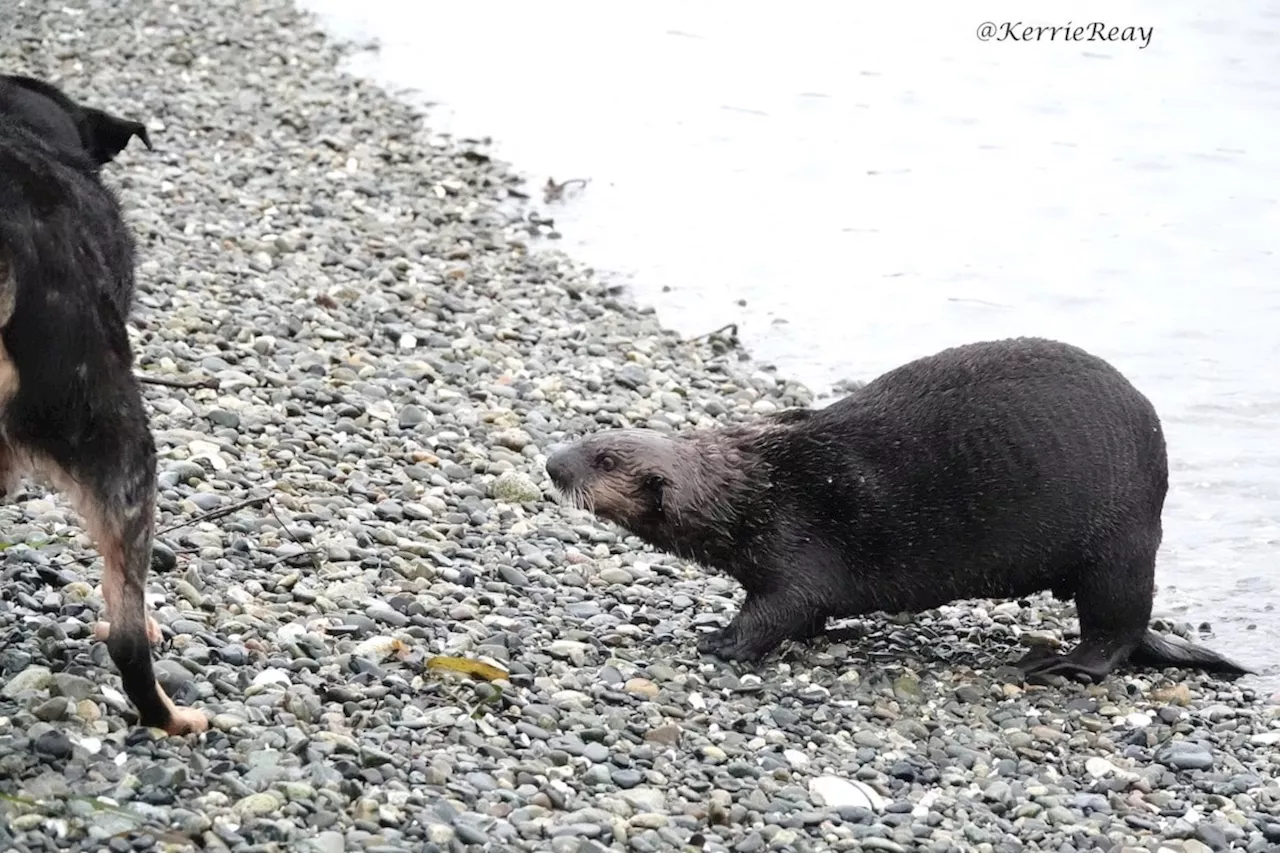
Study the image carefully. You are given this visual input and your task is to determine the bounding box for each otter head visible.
[544,429,681,530]
[0,74,152,165]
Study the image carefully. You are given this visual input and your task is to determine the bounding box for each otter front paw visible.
[697,623,769,662]
[697,624,740,657]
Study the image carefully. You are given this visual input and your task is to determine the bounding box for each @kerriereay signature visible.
[976,21,1154,50]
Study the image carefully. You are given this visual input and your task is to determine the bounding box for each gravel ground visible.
[1,1,1278,851]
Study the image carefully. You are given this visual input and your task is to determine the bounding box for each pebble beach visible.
[1,1,1279,851]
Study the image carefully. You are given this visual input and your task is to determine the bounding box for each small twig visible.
[264,548,327,568]
[137,373,219,390]
[155,494,271,536]
[685,323,739,344]
[263,496,323,571]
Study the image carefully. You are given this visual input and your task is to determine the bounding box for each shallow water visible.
[300,0,1280,687]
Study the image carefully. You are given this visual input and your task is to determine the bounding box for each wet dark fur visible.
[0,75,205,734]
[546,337,1252,682]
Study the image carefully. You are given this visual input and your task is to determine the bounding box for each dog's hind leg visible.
[51,390,208,736]
[0,336,20,502]
[0,257,19,501]
[0,438,17,502]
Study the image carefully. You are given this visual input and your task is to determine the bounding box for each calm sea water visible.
[300,0,1280,687]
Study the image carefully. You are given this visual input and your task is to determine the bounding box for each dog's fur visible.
[0,74,206,735]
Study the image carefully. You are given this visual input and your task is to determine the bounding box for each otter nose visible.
[544,444,575,487]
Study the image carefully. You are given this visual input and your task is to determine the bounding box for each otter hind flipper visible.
[1130,630,1252,677]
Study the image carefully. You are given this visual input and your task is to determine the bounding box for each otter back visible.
[768,336,1167,613]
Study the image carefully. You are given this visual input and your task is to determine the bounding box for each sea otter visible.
[544,336,1250,682]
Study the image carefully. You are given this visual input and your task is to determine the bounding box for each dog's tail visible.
[1130,629,1252,677]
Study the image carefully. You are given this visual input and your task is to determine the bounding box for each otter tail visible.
[1130,629,1252,677]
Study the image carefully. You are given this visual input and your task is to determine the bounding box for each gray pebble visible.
[1157,742,1216,771]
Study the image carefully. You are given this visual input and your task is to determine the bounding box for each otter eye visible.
[597,453,617,472]
[643,475,664,492]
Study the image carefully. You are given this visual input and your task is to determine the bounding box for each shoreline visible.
[0,1,1277,851]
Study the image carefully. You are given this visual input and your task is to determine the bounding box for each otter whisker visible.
[552,483,590,514]
[549,485,580,511]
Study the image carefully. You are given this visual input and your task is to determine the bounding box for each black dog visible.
[0,74,206,735]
